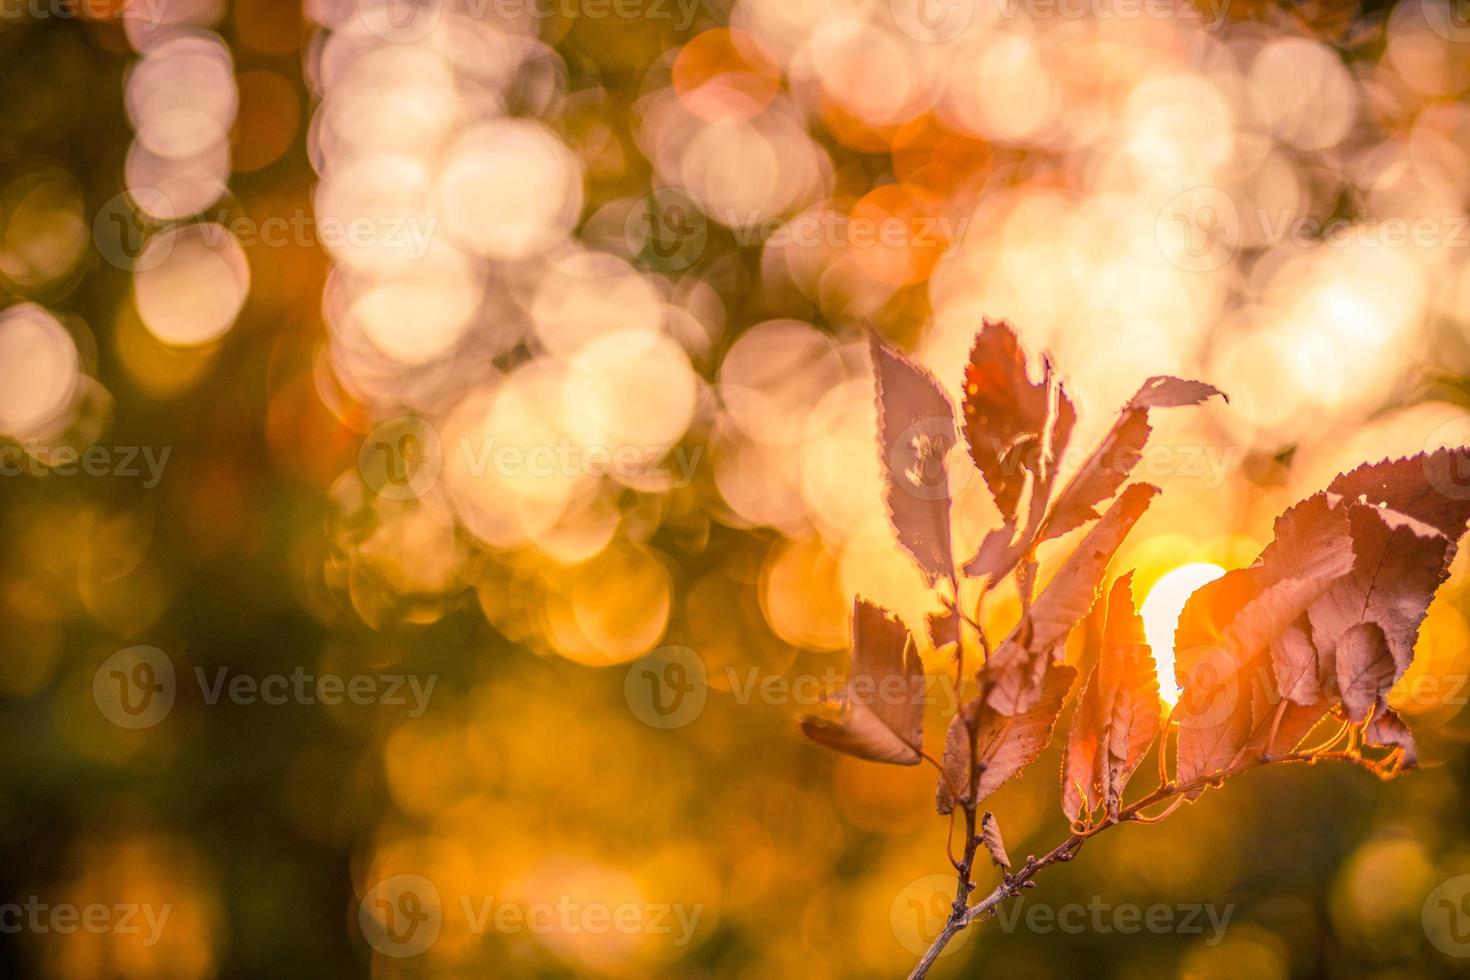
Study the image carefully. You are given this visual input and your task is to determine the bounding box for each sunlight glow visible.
[1141,562,1227,704]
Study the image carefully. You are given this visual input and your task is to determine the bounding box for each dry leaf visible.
[1335,621,1393,724]
[979,811,1011,869]
[1040,376,1223,543]
[1061,573,1160,823]
[801,598,926,765]
[936,697,980,815]
[1174,494,1355,784]
[960,320,1049,523]
[985,483,1158,715]
[1328,448,1470,538]
[1308,503,1455,681]
[927,606,960,653]
[870,333,958,587]
[975,663,1077,803]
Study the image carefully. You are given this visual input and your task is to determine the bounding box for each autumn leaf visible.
[1039,376,1224,543]
[1061,573,1161,823]
[960,319,1050,523]
[1308,503,1457,682]
[870,334,958,587]
[975,663,1077,802]
[937,664,1077,813]
[1335,621,1393,723]
[985,483,1158,715]
[1174,493,1355,784]
[936,696,980,815]
[926,606,960,653]
[979,812,1011,870]
[1365,705,1417,769]
[801,598,926,765]
[1328,448,1470,538]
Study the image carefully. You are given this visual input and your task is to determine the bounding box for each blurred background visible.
[4,0,1470,975]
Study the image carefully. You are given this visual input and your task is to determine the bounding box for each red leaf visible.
[801,598,926,765]
[870,334,958,587]
[1174,494,1355,784]
[960,320,1049,523]
[926,606,960,652]
[962,520,1024,580]
[1272,618,1325,707]
[1040,376,1223,543]
[1364,704,1417,769]
[1328,448,1470,538]
[975,663,1077,802]
[1308,503,1455,682]
[1335,622,1394,723]
[985,483,1158,714]
[936,697,979,814]
[1061,574,1161,823]
[1128,376,1228,410]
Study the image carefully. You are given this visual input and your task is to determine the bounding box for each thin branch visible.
[906,747,1372,978]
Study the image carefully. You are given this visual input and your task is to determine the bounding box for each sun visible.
[1140,562,1227,704]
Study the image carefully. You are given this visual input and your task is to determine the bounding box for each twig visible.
[905,748,1367,978]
